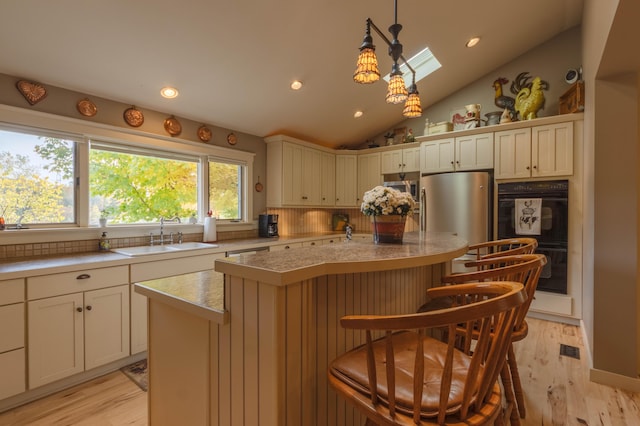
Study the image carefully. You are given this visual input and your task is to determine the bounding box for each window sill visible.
[0,221,257,245]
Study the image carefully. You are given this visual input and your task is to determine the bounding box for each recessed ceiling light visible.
[160,87,179,98]
[354,110,364,118]
[466,37,480,48]
[290,80,303,90]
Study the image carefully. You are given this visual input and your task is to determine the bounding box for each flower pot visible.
[371,215,406,244]
[99,218,107,227]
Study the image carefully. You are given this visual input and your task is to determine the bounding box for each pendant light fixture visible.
[353,0,422,117]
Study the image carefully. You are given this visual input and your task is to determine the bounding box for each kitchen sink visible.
[112,242,218,257]
[168,242,218,250]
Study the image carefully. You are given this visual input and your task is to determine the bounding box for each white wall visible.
[585,0,640,382]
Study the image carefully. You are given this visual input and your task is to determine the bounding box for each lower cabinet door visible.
[84,285,130,370]
[28,293,84,389]
[0,348,25,399]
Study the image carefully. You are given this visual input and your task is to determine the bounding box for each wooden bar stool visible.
[422,254,547,425]
[466,237,538,261]
[328,281,527,426]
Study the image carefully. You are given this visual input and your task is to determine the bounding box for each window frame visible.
[0,104,255,238]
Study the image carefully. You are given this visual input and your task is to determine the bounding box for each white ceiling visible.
[0,0,583,149]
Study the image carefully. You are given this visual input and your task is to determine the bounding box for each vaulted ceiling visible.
[0,0,583,148]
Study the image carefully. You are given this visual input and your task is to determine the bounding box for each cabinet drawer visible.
[131,254,218,283]
[0,348,25,400]
[0,278,25,305]
[27,266,129,300]
[0,303,24,353]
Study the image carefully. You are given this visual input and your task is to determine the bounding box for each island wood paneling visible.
[200,263,446,426]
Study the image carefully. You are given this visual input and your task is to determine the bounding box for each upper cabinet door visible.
[420,138,455,174]
[532,122,573,177]
[335,154,358,207]
[320,152,336,206]
[380,150,403,174]
[494,128,532,179]
[455,133,494,171]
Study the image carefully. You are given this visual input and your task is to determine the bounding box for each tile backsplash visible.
[0,209,420,260]
[266,208,419,236]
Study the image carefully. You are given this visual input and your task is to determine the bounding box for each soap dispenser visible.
[99,231,111,251]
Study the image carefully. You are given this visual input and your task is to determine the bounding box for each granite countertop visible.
[0,233,355,280]
[215,231,468,286]
[135,231,467,323]
[135,269,227,324]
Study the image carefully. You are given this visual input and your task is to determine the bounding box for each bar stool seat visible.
[328,282,527,426]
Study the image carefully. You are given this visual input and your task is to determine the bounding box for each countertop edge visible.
[215,233,468,286]
[134,281,228,324]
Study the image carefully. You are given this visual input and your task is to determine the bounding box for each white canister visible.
[203,217,217,242]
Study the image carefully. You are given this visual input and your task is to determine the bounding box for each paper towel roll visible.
[203,217,217,242]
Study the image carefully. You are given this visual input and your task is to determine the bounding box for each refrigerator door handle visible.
[420,187,427,232]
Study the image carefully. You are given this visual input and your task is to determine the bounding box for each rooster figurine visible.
[492,77,516,120]
[510,72,549,120]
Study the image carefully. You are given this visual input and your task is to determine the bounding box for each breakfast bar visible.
[135,232,467,426]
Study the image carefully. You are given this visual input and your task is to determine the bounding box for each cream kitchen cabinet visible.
[380,146,421,174]
[335,154,358,207]
[130,253,221,354]
[420,133,493,173]
[357,152,381,203]
[266,136,327,207]
[320,151,336,206]
[0,278,26,400]
[494,122,573,179]
[27,265,130,388]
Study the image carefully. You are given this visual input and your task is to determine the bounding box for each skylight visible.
[383,47,441,86]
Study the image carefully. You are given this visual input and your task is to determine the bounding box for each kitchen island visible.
[135,231,467,426]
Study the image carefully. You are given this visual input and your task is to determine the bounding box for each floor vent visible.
[560,343,580,359]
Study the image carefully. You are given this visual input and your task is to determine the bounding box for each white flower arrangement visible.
[360,186,417,216]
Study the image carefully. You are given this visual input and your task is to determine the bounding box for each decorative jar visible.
[371,214,407,244]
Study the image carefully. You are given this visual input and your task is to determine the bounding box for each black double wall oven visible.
[496,180,569,294]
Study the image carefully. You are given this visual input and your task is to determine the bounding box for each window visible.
[208,159,245,220]
[0,127,78,226]
[89,143,199,225]
[0,109,254,230]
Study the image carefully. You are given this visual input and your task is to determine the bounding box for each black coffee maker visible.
[259,214,279,237]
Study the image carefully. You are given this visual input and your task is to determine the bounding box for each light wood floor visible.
[1,318,639,425]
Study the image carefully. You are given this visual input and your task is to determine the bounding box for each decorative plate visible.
[227,132,237,145]
[77,98,97,117]
[164,116,182,136]
[197,125,212,142]
[16,80,47,105]
[124,107,144,127]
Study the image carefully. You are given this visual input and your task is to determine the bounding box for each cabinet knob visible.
[302,196,308,200]
[86,305,92,311]
[398,164,402,168]
[76,307,83,312]
[284,245,290,249]
[526,166,530,170]
[533,165,537,169]
[450,161,454,165]
[76,274,91,280]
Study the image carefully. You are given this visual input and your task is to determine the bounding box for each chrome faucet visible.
[150,216,182,245]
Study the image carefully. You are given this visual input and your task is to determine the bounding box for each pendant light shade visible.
[402,82,422,117]
[353,47,380,84]
[386,73,408,104]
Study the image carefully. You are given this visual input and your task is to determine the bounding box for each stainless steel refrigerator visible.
[420,171,492,250]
